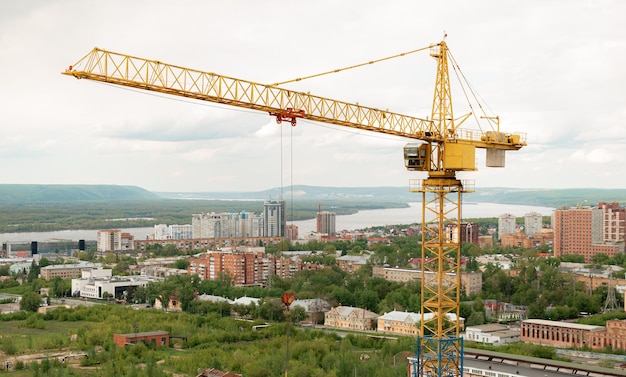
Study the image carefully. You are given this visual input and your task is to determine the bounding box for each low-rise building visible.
[483,300,527,323]
[324,306,378,331]
[378,311,421,336]
[464,323,520,345]
[377,310,464,337]
[372,265,482,296]
[9,262,32,276]
[154,295,184,312]
[197,294,233,304]
[291,298,331,324]
[113,331,170,347]
[40,262,101,280]
[521,319,605,349]
[71,268,155,300]
[500,231,553,249]
[335,255,369,274]
[142,265,188,278]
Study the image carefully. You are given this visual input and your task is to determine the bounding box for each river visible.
[0,202,554,243]
[292,202,554,234]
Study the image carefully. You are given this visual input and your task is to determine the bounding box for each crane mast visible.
[413,41,466,377]
[62,42,525,377]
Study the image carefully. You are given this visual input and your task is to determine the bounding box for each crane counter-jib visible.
[62,47,526,149]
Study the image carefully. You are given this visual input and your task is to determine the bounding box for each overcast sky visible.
[0,1,624,193]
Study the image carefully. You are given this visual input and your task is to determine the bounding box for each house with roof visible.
[463,323,520,345]
[197,294,234,304]
[378,311,421,336]
[335,254,370,274]
[113,331,170,348]
[232,296,260,306]
[291,298,331,324]
[324,306,379,331]
[154,295,183,312]
[377,310,464,337]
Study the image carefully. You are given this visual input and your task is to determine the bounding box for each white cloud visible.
[0,0,624,191]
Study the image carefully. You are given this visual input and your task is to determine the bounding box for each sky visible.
[0,0,624,193]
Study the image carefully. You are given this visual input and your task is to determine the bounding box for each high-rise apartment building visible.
[188,250,307,285]
[169,224,193,240]
[192,212,262,239]
[461,223,479,244]
[445,223,479,244]
[97,230,121,252]
[599,202,626,243]
[498,213,517,238]
[97,230,134,252]
[263,200,285,237]
[316,211,336,235]
[524,212,543,237]
[192,213,223,239]
[285,225,299,241]
[554,205,623,262]
[188,252,254,285]
[154,224,193,240]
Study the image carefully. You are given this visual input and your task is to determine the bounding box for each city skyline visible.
[1,1,624,192]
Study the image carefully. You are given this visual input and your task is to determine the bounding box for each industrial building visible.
[71,268,155,300]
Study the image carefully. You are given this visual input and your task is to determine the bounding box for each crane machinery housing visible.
[62,40,526,377]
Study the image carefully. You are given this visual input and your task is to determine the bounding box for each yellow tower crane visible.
[62,41,526,377]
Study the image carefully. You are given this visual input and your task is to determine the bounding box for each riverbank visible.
[0,202,554,243]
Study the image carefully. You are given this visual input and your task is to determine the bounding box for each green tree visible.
[174,259,190,270]
[20,291,42,312]
[591,253,609,265]
[357,290,379,312]
[27,260,40,283]
[257,298,286,321]
[466,311,485,326]
[527,299,547,319]
[289,305,307,323]
[0,264,10,276]
[51,277,71,298]
[132,286,148,304]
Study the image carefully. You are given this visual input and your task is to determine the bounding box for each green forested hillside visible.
[158,185,626,208]
[0,184,158,204]
[0,184,624,232]
[470,187,626,208]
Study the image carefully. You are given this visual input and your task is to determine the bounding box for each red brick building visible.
[188,251,322,286]
[554,205,623,262]
[113,331,170,347]
[521,319,626,351]
[500,231,553,249]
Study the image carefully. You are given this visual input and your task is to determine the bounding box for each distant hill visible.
[155,185,415,202]
[0,184,158,204]
[156,185,626,209]
[471,187,626,208]
[0,184,623,209]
